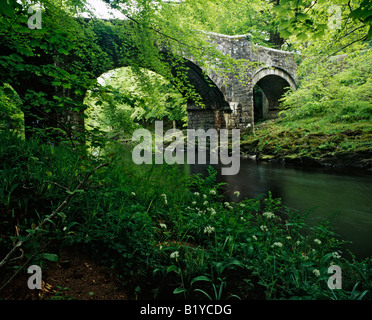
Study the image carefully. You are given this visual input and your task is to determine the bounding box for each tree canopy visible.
[0,0,370,141]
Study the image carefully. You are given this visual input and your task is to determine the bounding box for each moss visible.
[241,119,372,170]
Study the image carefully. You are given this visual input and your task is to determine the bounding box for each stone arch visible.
[108,51,231,130]
[180,59,231,130]
[251,67,296,122]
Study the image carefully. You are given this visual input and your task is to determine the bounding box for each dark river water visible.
[183,158,372,259]
[124,143,371,259]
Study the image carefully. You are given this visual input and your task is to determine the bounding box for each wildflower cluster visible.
[161,194,168,205]
[224,202,233,210]
[170,251,179,260]
[263,212,275,219]
[272,242,283,248]
[204,225,215,234]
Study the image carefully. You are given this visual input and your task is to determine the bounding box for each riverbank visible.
[240,119,372,171]
[1,132,370,300]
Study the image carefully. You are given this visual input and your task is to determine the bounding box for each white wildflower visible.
[314,239,322,245]
[159,223,167,229]
[240,217,246,222]
[203,194,207,199]
[272,242,283,248]
[209,190,216,195]
[224,202,233,210]
[192,201,196,205]
[203,201,208,206]
[239,203,245,207]
[234,191,240,197]
[286,236,292,240]
[252,235,258,241]
[263,212,275,219]
[203,225,215,234]
[260,225,268,232]
[131,192,136,197]
[207,208,216,216]
[160,194,167,205]
[194,192,200,196]
[170,251,179,260]
[332,251,341,259]
[313,269,320,277]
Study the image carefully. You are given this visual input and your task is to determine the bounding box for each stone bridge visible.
[10,18,297,137]
[183,32,298,131]
[96,24,298,131]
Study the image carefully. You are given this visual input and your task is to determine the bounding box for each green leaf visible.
[173,287,187,294]
[194,288,212,300]
[166,265,180,275]
[58,48,69,55]
[40,43,48,50]
[191,275,212,286]
[0,2,14,17]
[3,87,14,97]
[41,253,59,262]
[296,32,308,41]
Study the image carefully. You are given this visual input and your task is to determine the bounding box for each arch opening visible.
[84,66,188,136]
[181,60,231,130]
[252,69,296,123]
[84,57,231,139]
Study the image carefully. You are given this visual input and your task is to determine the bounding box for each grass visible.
[0,132,371,300]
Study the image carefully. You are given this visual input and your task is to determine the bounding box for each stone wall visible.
[187,32,298,131]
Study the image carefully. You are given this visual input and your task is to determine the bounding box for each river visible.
[183,158,372,259]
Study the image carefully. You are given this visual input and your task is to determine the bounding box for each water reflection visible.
[187,158,372,259]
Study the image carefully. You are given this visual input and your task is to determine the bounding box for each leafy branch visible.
[0,161,110,269]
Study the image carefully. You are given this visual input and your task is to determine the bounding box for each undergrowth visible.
[0,132,370,300]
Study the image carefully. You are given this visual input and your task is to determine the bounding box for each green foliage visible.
[280,49,372,123]
[273,0,371,55]
[159,0,281,47]
[85,67,187,138]
[0,84,24,133]
[0,133,370,300]
[1,0,371,302]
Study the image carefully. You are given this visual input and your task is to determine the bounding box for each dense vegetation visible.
[0,133,370,300]
[242,49,372,168]
[0,0,371,301]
